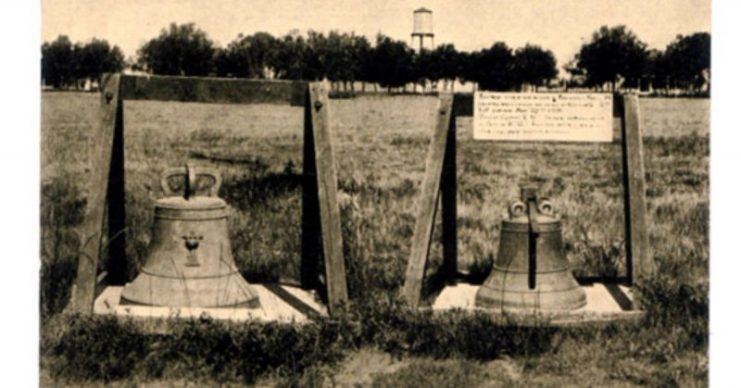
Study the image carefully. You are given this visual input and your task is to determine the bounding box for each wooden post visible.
[70,73,121,313]
[301,87,321,290]
[308,82,348,314]
[441,96,458,282]
[106,95,127,285]
[620,94,652,286]
[402,93,454,308]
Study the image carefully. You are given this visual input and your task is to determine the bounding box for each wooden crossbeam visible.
[452,93,474,117]
[119,74,306,106]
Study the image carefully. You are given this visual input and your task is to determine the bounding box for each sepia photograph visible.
[25,0,722,385]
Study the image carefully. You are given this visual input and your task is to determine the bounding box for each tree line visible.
[132,23,558,93]
[42,23,709,94]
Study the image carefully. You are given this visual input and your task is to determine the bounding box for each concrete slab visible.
[94,284,327,323]
[431,282,642,325]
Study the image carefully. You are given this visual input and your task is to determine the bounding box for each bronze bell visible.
[120,165,260,308]
[475,186,586,311]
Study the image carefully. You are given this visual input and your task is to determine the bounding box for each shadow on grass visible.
[220,169,303,211]
[221,168,305,286]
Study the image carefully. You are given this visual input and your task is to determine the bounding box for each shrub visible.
[40,178,86,319]
[43,315,150,382]
[635,262,708,351]
[41,315,349,384]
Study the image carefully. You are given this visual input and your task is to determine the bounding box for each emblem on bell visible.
[475,186,586,311]
[120,165,260,308]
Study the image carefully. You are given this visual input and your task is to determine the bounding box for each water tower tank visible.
[413,7,433,35]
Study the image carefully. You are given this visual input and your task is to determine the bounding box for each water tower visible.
[412,7,434,52]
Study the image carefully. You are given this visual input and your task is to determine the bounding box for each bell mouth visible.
[120,271,260,309]
[156,196,226,210]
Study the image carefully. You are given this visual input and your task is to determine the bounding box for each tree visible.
[318,31,357,90]
[469,42,514,91]
[643,49,670,92]
[138,23,216,76]
[301,30,361,88]
[358,37,378,91]
[512,44,557,91]
[272,31,312,80]
[41,35,74,88]
[76,39,124,85]
[303,31,330,81]
[457,51,478,88]
[431,44,461,91]
[218,32,278,78]
[213,47,231,77]
[372,35,415,92]
[664,32,711,92]
[573,25,648,91]
[414,44,460,92]
[413,48,434,92]
[347,34,371,91]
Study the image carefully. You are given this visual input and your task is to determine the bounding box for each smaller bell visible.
[475,186,586,311]
[120,165,259,308]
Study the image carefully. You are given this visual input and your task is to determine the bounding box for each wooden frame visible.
[401,92,651,309]
[69,73,348,316]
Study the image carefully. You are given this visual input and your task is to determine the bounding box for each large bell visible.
[121,165,259,308]
[475,186,586,311]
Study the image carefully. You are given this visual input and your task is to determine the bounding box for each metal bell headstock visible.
[160,163,222,199]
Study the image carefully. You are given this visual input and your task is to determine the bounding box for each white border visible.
[0,1,41,385]
[709,0,741,385]
[0,0,734,384]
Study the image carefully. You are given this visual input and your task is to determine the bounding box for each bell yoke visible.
[120,164,259,308]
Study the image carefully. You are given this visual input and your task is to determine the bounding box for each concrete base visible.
[432,282,642,325]
[94,284,327,323]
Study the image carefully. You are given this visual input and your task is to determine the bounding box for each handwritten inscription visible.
[473,92,613,142]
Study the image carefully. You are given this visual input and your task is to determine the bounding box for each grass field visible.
[40,91,709,386]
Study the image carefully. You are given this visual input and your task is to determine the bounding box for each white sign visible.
[473,92,613,142]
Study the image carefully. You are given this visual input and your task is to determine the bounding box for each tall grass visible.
[39,93,709,384]
[40,176,85,319]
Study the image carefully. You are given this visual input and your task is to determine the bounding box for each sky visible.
[42,0,711,72]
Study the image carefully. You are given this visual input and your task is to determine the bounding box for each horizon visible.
[42,0,710,72]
